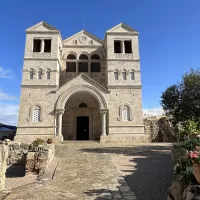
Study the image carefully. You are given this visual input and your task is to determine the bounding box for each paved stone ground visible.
[0,142,173,200]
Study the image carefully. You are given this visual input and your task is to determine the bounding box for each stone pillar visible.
[76,62,78,76]
[121,40,125,53]
[0,145,8,191]
[57,109,65,136]
[54,111,57,136]
[100,110,107,136]
[41,39,45,52]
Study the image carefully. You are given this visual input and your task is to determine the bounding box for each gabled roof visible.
[106,22,138,34]
[63,30,103,45]
[26,21,59,32]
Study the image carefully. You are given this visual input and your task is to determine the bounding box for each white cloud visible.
[0,66,14,79]
[0,90,15,100]
[143,107,165,117]
[0,104,19,125]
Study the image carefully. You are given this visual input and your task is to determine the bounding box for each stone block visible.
[26,152,36,172]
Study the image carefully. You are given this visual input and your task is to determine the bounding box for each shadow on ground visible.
[6,165,26,178]
[81,144,173,200]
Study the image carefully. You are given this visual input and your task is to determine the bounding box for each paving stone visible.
[2,142,138,200]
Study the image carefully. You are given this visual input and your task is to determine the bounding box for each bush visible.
[32,138,45,146]
[173,138,200,183]
[178,120,200,139]
[174,138,200,151]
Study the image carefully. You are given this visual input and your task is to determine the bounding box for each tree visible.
[161,69,200,125]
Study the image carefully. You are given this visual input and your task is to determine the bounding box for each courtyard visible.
[1,142,173,200]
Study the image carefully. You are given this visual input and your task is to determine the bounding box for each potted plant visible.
[185,146,200,184]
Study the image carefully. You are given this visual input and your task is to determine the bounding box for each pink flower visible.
[190,153,198,158]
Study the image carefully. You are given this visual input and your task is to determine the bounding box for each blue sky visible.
[0,0,200,125]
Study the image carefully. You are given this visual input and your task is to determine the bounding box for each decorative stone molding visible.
[32,52,51,58]
[114,69,120,74]
[63,51,77,59]
[56,84,107,110]
[27,104,44,122]
[117,104,133,121]
[56,109,65,115]
[38,68,45,74]
[100,109,107,115]
[114,53,133,59]
[78,35,88,44]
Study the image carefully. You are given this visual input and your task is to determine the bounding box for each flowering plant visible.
[185,146,200,164]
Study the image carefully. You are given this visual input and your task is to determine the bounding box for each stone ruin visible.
[0,140,55,191]
[144,116,177,142]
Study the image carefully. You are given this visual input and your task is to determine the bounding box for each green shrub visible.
[32,138,45,146]
[173,139,200,183]
[178,120,200,139]
[174,138,200,151]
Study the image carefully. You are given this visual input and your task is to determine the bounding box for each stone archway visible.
[55,85,107,140]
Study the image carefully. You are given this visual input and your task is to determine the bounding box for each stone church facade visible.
[16,21,147,143]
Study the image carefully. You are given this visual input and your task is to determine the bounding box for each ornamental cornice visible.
[106,32,138,36]
[107,59,140,62]
[107,85,142,89]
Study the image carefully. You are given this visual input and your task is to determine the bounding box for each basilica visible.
[16,21,147,143]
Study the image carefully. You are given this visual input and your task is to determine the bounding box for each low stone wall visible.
[7,141,55,176]
[0,140,54,192]
[0,145,8,191]
[26,144,55,177]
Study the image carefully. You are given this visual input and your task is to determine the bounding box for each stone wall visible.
[0,145,8,191]
[26,144,55,177]
[6,141,54,177]
[144,116,177,142]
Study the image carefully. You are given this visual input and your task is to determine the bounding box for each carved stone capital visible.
[100,109,107,115]
[56,109,65,115]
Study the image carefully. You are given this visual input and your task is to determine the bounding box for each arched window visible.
[91,54,100,60]
[32,106,41,122]
[91,54,101,72]
[66,54,76,72]
[46,69,51,79]
[67,54,76,60]
[122,70,127,80]
[30,69,34,80]
[79,103,87,108]
[114,70,119,80]
[79,54,88,72]
[38,69,43,80]
[79,54,88,60]
[122,105,129,121]
[130,70,135,80]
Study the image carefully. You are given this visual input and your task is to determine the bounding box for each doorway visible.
[76,116,89,140]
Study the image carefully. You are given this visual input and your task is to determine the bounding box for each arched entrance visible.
[55,85,107,140]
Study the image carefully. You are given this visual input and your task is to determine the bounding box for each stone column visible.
[0,145,8,191]
[54,111,57,136]
[41,39,45,52]
[100,110,107,136]
[76,62,78,76]
[121,40,125,53]
[57,109,65,136]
